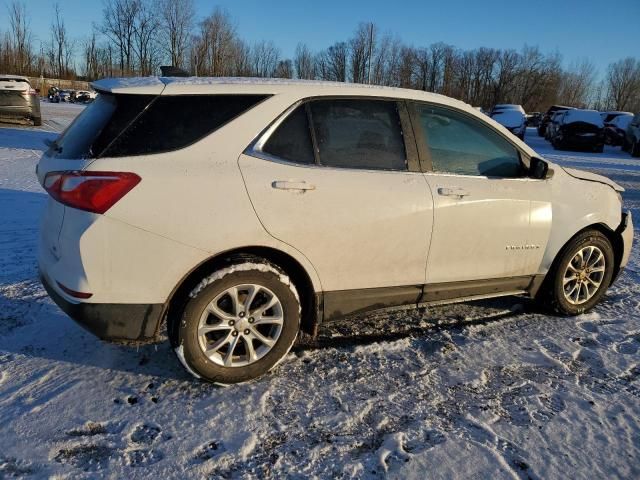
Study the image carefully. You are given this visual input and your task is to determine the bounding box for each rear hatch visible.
[562,121,602,138]
[0,77,30,109]
[37,91,159,256]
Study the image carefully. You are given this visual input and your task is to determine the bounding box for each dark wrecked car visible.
[551,109,605,153]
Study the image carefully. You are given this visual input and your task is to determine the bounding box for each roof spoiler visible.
[160,66,189,77]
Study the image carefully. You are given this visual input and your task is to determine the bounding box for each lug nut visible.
[248,317,255,323]
[232,331,238,337]
[229,320,235,326]
[239,312,245,318]
[244,329,250,335]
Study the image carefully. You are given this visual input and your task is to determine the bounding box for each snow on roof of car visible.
[93,75,457,97]
[491,110,525,128]
[0,74,29,81]
[91,75,461,106]
[600,111,633,116]
[562,109,604,127]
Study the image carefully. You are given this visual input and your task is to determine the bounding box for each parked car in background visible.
[491,109,526,139]
[74,90,97,103]
[491,104,525,115]
[0,74,42,126]
[601,111,633,125]
[526,112,542,127]
[622,113,640,157]
[58,90,72,102]
[604,114,633,146]
[48,86,60,103]
[551,109,605,152]
[538,105,574,137]
[37,77,633,383]
[545,110,566,141]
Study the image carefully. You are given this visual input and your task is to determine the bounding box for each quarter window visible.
[310,99,407,171]
[414,104,523,177]
[262,105,315,164]
[103,94,268,157]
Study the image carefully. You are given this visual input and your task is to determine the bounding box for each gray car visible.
[622,113,640,157]
[0,75,42,126]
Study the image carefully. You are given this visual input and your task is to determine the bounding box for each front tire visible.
[541,230,614,315]
[176,261,300,384]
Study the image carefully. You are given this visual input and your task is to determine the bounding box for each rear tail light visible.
[43,171,141,214]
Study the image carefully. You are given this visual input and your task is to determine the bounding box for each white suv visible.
[37,77,633,383]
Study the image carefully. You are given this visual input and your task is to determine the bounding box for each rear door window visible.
[309,99,407,171]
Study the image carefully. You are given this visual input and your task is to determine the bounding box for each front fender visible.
[540,169,622,274]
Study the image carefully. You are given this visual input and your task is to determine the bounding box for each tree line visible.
[1,0,639,112]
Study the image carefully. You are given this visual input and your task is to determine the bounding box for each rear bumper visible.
[560,134,603,147]
[40,269,164,343]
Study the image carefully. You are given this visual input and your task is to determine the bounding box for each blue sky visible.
[1,0,638,75]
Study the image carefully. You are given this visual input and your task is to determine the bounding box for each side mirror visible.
[529,157,549,180]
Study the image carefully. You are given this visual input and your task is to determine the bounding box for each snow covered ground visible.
[1,111,639,478]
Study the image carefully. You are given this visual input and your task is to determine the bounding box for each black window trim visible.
[406,100,534,178]
[246,95,421,173]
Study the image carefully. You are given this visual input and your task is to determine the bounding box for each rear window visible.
[562,110,604,128]
[49,93,268,159]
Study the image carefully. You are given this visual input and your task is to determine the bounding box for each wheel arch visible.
[163,246,321,346]
[537,222,624,298]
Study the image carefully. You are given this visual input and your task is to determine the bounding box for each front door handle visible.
[272,181,316,191]
[437,187,469,198]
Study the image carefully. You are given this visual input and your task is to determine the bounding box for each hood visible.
[562,167,624,192]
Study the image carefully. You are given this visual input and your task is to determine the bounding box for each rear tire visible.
[33,116,42,126]
[539,230,614,316]
[176,261,301,384]
[632,140,640,158]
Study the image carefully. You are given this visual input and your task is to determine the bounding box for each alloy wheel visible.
[197,284,284,367]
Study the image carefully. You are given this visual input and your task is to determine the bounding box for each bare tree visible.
[557,59,596,108]
[607,57,640,111]
[192,7,238,76]
[159,0,194,68]
[101,0,140,75]
[50,3,74,78]
[349,22,375,84]
[251,40,280,77]
[7,1,33,73]
[274,59,293,79]
[294,43,315,80]
[317,41,348,82]
[133,0,160,75]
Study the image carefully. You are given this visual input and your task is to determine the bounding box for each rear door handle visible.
[272,181,316,191]
[437,187,469,198]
